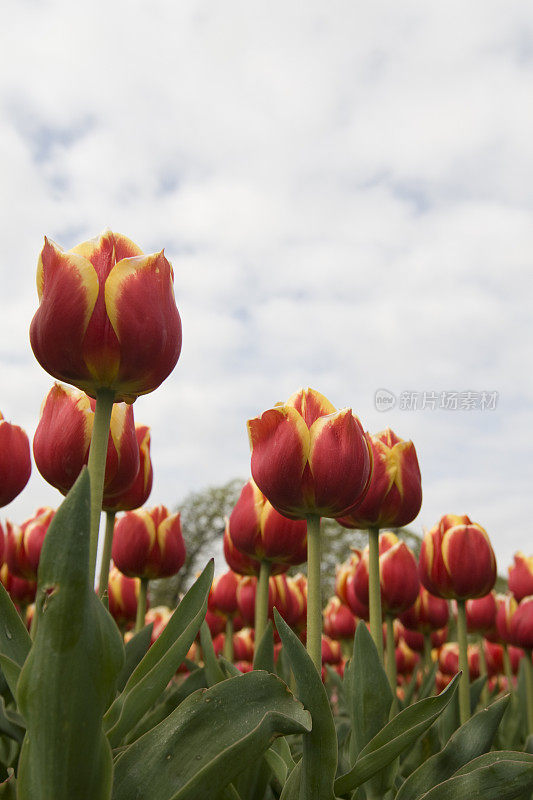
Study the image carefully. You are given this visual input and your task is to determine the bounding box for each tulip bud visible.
[247,387,371,520]
[103,424,153,512]
[419,514,497,600]
[5,508,55,581]
[510,596,533,650]
[287,574,307,630]
[465,591,497,633]
[400,623,448,653]
[508,552,533,603]
[439,642,480,680]
[236,574,280,625]
[338,428,422,529]
[112,505,186,580]
[396,639,420,675]
[233,628,255,662]
[270,574,301,627]
[323,596,356,640]
[144,606,173,645]
[30,230,182,403]
[0,412,31,507]
[0,563,36,606]
[228,479,307,566]
[335,550,362,606]
[321,635,342,665]
[107,566,141,626]
[34,383,139,501]
[352,533,420,615]
[204,608,227,637]
[495,594,518,645]
[399,586,449,633]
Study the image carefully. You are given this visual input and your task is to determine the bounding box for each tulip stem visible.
[423,633,433,670]
[98,511,116,601]
[87,388,115,585]
[385,614,397,712]
[524,649,533,735]
[456,599,470,724]
[476,634,489,708]
[255,560,271,648]
[306,514,322,672]
[135,577,148,632]
[368,527,384,661]
[223,617,234,663]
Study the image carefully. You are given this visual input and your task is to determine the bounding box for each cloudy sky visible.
[1,1,532,574]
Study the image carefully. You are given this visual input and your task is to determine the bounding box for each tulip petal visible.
[30,238,99,386]
[308,409,371,517]
[285,387,336,427]
[104,251,182,402]
[248,406,310,519]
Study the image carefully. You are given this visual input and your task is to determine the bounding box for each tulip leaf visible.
[0,581,31,669]
[116,622,153,692]
[334,674,460,795]
[0,696,24,744]
[104,560,213,747]
[16,470,124,800]
[279,761,302,800]
[275,610,337,800]
[0,656,21,700]
[253,620,274,673]
[397,694,510,800]
[111,670,311,800]
[200,619,227,686]
[417,756,533,800]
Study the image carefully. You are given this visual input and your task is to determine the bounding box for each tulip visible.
[396,639,420,676]
[204,608,227,638]
[465,592,497,634]
[209,571,241,617]
[335,550,362,606]
[353,533,420,616]
[508,552,533,603]
[509,595,533,734]
[438,642,480,680]
[0,412,31,507]
[30,230,182,583]
[345,572,370,621]
[107,566,142,627]
[419,513,496,724]
[270,574,302,628]
[144,606,173,645]
[228,478,307,643]
[223,523,262,576]
[323,596,356,642]
[321,635,342,665]
[103,424,153,512]
[337,428,422,529]
[5,508,55,581]
[400,586,449,668]
[248,387,372,672]
[0,563,36,606]
[287,574,307,632]
[400,624,448,655]
[233,628,255,662]
[236,575,276,627]
[34,383,140,499]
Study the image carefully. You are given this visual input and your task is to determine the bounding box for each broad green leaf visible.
[264,746,290,785]
[334,674,459,795]
[200,618,226,686]
[123,668,208,745]
[279,762,302,800]
[0,656,21,700]
[116,623,153,692]
[418,758,533,800]
[438,673,487,748]
[397,694,510,800]
[111,670,311,800]
[104,560,213,747]
[16,470,124,800]
[275,610,337,800]
[452,750,533,775]
[253,620,274,672]
[0,582,31,669]
[0,696,24,744]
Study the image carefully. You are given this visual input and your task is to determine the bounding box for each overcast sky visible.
[1,1,532,576]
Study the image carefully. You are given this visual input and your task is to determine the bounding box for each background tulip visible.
[0,563,36,607]
[5,508,55,581]
[508,553,533,602]
[112,506,186,581]
[0,412,31,507]
[352,533,420,615]
[103,424,153,512]
[107,566,142,627]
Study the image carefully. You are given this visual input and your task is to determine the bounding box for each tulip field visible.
[1,229,533,798]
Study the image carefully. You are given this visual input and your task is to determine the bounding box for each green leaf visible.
[0,656,21,700]
[0,582,31,669]
[16,470,124,800]
[200,619,226,686]
[397,694,510,800]
[104,560,213,747]
[111,670,311,800]
[275,610,337,800]
[334,674,460,795]
[0,696,24,744]
[253,620,274,673]
[0,770,16,799]
[279,761,302,800]
[116,623,153,693]
[418,756,533,800]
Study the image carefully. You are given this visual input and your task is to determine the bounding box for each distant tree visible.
[149,478,245,608]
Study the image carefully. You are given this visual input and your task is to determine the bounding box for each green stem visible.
[423,632,433,670]
[306,515,322,672]
[525,650,533,736]
[456,599,470,724]
[135,577,148,632]
[98,511,116,600]
[368,527,383,660]
[503,643,514,694]
[87,388,115,585]
[476,633,489,708]
[254,560,271,647]
[223,617,234,663]
[385,614,397,709]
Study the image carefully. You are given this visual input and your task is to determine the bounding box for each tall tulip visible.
[508,553,533,603]
[0,412,31,507]
[248,387,371,670]
[30,230,182,582]
[5,508,55,581]
[510,596,533,733]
